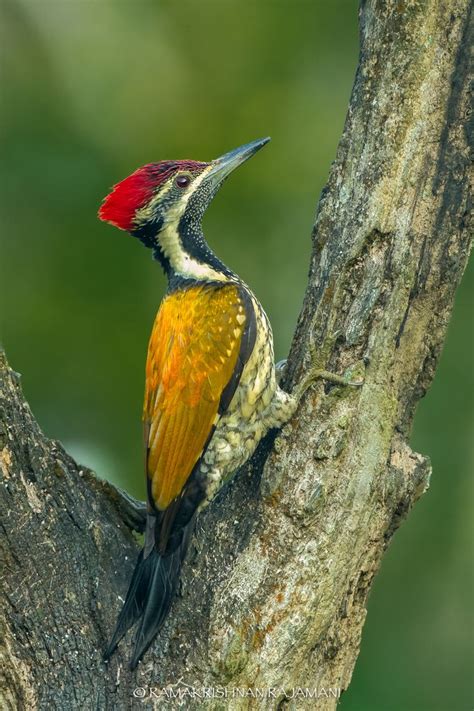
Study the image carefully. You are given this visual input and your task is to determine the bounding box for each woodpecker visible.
[99,138,354,669]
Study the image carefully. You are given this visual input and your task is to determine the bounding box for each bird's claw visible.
[293,329,364,401]
[275,359,287,385]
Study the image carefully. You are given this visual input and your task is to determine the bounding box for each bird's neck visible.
[153,220,236,284]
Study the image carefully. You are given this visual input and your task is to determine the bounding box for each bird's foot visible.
[112,487,148,533]
[275,359,287,385]
[293,332,364,402]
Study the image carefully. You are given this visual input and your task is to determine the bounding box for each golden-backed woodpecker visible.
[98,137,351,669]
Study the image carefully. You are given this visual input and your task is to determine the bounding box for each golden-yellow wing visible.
[144,283,248,511]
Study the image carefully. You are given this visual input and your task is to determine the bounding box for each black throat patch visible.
[178,187,234,278]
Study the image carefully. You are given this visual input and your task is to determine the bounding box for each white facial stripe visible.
[136,165,226,281]
[134,180,174,224]
[160,223,227,281]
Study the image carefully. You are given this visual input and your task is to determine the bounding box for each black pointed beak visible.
[207,137,270,188]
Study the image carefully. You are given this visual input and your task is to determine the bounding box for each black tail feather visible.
[104,518,192,668]
[129,546,184,669]
[103,549,151,661]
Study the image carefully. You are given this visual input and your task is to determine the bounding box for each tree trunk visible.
[1,1,471,708]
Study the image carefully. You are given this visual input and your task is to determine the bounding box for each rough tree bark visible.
[1,1,472,709]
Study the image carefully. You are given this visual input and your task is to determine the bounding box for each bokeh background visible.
[1,1,472,709]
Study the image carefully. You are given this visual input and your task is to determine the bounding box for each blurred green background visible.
[1,1,472,709]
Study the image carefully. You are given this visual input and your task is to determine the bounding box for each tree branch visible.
[1,0,471,708]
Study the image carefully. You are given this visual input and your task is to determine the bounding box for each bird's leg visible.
[275,359,288,385]
[292,331,363,403]
[110,486,148,533]
[80,469,147,532]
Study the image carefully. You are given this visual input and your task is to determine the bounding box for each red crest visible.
[98,161,206,231]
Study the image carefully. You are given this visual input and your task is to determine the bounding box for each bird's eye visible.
[175,175,191,188]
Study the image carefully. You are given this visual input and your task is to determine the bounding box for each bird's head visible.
[98,137,270,279]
